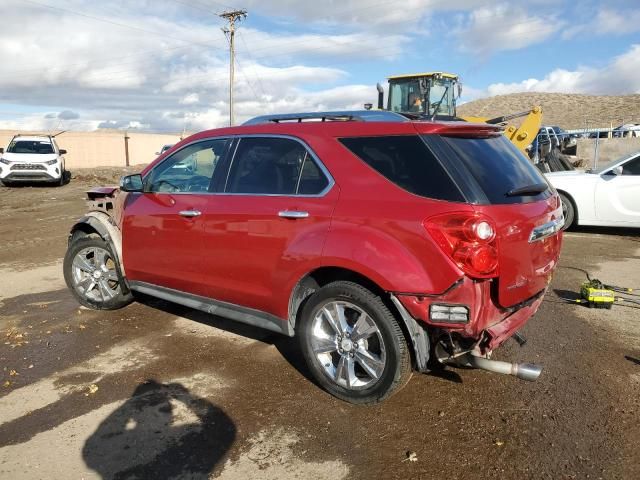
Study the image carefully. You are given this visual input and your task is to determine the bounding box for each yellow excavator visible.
[373,72,542,155]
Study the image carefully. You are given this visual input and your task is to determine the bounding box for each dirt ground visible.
[1,169,639,480]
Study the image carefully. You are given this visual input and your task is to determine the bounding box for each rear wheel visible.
[299,281,412,404]
[63,236,133,310]
[559,192,576,230]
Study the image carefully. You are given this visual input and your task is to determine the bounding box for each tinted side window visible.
[298,156,329,194]
[622,156,640,175]
[433,135,551,204]
[147,139,229,193]
[226,137,328,195]
[339,135,464,202]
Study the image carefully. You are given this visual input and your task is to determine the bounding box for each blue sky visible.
[0,0,639,132]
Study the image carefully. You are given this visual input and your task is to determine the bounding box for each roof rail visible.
[243,110,408,125]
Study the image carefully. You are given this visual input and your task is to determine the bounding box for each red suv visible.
[64,111,563,404]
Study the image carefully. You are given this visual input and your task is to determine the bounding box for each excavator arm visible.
[461,106,543,154]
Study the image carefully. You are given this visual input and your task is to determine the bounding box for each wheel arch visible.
[556,188,579,225]
[69,212,126,278]
[288,266,430,372]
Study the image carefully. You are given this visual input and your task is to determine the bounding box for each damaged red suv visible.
[64,111,563,404]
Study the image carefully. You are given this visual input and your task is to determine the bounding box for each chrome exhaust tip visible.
[454,353,543,382]
[512,362,542,382]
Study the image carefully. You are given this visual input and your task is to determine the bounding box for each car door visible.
[199,135,338,317]
[122,138,232,296]
[594,154,640,226]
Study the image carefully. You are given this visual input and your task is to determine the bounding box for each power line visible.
[238,30,267,97]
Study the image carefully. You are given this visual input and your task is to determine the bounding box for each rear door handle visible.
[278,210,309,219]
[179,210,201,218]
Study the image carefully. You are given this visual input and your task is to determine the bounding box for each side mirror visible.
[120,174,143,192]
[59,149,67,155]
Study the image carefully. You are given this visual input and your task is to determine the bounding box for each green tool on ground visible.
[578,279,615,309]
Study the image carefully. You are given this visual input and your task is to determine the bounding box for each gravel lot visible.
[1,171,639,480]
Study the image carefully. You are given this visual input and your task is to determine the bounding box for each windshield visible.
[7,140,54,154]
[388,78,456,116]
[427,79,455,116]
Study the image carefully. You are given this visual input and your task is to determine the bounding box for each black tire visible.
[64,236,133,310]
[298,281,412,405]
[559,192,576,230]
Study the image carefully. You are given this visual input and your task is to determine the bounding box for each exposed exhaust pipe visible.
[376,83,384,110]
[456,352,542,382]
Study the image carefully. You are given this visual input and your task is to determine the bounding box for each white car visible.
[545,151,640,228]
[0,135,67,186]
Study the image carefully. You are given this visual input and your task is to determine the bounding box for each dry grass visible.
[458,92,640,130]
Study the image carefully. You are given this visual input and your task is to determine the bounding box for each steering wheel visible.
[187,175,211,192]
[154,179,180,192]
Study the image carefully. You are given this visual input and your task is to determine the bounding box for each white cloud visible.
[472,44,640,97]
[179,93,200,105]
[238,0,490,29]
[563,8,640,39]
[454,4,563,55]
[237,29,409,61]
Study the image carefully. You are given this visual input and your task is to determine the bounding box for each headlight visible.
[0,158,9,165]
[45,159,58,165]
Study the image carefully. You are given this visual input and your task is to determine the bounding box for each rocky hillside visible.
[457,92,640,130]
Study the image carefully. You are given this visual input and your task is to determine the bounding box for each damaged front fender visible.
[69,186,128,281]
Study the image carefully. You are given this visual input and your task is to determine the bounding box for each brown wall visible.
[0,130,185,169]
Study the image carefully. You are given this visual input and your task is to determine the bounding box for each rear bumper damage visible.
[392,277,546,380]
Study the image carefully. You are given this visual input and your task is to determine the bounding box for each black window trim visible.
[222,134,335,197]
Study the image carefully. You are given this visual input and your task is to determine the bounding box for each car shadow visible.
[135,294,334,389]
[135,294,318,382]
[134,294,466,387]
[82,379,235,480]
[553,288,582,302]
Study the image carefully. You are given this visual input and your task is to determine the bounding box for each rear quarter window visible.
[338,135,464,202]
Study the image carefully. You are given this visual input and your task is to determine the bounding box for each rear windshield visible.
[7,140,54,154]
[429,135,551,204]
[339,135,464,202]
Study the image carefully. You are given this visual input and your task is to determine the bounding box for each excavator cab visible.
[374,71,543,156]
[385,72,462,118]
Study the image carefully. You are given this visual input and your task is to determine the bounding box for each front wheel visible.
[299,281,412,405]
[63,236,133,310]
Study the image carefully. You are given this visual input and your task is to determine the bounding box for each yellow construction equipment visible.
[375,72,542,154]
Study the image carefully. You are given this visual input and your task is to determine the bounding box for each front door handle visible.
[179,210,201,218]
[278,210,309,219]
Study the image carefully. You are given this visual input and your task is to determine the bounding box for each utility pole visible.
[219,9,247,127]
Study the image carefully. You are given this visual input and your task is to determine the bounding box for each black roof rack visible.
[243,110,408,125]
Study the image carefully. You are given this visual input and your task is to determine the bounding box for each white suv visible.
[0,135,67,186]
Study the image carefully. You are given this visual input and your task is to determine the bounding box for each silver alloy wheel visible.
[310,300,386,390]
[71,246,121,303]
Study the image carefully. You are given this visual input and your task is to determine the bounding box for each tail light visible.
[424,212,499,278]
